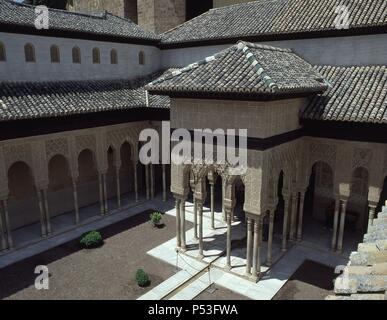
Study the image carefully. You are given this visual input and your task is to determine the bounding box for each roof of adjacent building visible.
[161,0,387,46]
[0,72,169,121]
[302,65,387,124]
[0,0,160,43]
[146,42,328,97]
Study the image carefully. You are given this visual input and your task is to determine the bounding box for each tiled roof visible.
[302,66,387,124]
[161,0,387,45]
[0,72,169,121]
[326,204,387,300]
[0,0,159,42]
[146,42,328,97]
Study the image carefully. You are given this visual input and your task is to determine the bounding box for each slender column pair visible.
[289,193,299,241]
[331,197,340,250]
[266,209,275,266]
[133,162,139,202]
[226,207,232,270]
[198,200,204,259]
[193,196,198,239]
[367,205,376,232]
[210,181,215,229]
[296,191,306,241]
[72,179,80,225]
[150,164,155,199]
[116,166,121,209]
[246,216,263,280]
[337,200,347,252]
[145,165,150,199]
[37,189,51,237]
[162,164,167,202]
[0,199,13,250]
[282,195,291,251]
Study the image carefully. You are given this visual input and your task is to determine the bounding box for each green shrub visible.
[150,212,162,225]
[136,269,150,287]
[80,231,103,249]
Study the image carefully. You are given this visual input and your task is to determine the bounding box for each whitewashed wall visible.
[0,32,161,82]
[161,33,387,68]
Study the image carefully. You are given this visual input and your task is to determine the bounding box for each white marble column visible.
[297,191,305,241]
[180,200,186,251]
[198,202,204,259]
[337,200,347,252]
[222,179,226,221]
[98,174,104,215]
[37,190,47,237]
[43,189,51,235]
[116,167,121,209]
[193,197,198,239]
[226,208,232,270]
[175,198,181,248]
[2,200,13,249]
[252,216,262,280]
[162,164,167,202]
[290,193,298,241]
[145,165,150,199]
[267,209,274,266]
[0,205,7,250]
[72,179,80,225]
[367,205,376,232]
[282,195,290,251]
[102,173,108,214]
[210,182,215,229]
[331,197,340,250]
[133,162,139,202]
[150,164,155,198]
[245,217,253,275]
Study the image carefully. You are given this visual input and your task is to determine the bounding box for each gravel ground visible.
[0,211,192,300]
[273,260,335,300]
[195,285,250,300]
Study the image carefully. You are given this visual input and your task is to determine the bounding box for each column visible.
[282,195,290,251]
[175,198,181,248]
[2,200,13,249]
[193,197,198,239]
[252,216,262,280]
[102,173,108,214]
[133,162,139,202]
[43,189,51,235]
[162,164,167,202]
[115,167,121,209]
[37,190,47,237]
[198,202,204,259]
[290,193,298,241]
[0,205,7,250]
[150,164,155,198]
[210,182,215,229]
[367,205,376,232]
[72,179,80,225]
[222,179,226,221]
[145,165,150,199]
[337,200,347,252]
[331,197,340,250]
[296,191,305,241]
[98,174,104,215]
[180,200,186,251]
[267,210,274,266]
[245,217,253,275]
[226,208,232,270]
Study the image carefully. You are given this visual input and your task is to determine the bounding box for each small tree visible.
[80,231,103,249]
[135,269,150,287]
[150,212,162,227]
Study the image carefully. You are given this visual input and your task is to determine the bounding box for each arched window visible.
[0,42,6,61]
[24,43,35,62]
[72,47,81,63]
[139,51,145,65]
[50,45,60,63]
[92,47,100,64]
[110,49,118,64]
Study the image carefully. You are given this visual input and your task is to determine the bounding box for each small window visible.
[0,42,6,61]
[92,47,100,64]
[72,47,81,63]
[110,49,118,64]
[24,43,35,62]
[139,51,145,65]
[50,45,60,63]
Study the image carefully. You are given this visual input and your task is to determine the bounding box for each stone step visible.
[334,274,387,294]
[364,230,387,243]
[326,294,385,300]
[169,272,211,300]
[357,243,379,253]
[373,217,387,226]
[350,251,387,266]
[376,240,387,250]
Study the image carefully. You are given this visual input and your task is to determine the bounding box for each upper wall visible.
[0,32,161,82]
[161,34,387,68]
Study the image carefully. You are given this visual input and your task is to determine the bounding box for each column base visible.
[197,254,204,260]
[266,260,272,267]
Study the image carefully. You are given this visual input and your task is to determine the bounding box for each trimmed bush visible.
[136,269,150,287]
[150,212,162,226]
[80,231,103,249]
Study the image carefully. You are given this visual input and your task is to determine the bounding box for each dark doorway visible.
[186,0,213,20]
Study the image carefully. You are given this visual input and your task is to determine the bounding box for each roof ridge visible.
[236,41,279,92]
[208,0,281,12]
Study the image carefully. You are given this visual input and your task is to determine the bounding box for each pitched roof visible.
[0,72,169,121]
[0,0,159,43]
[146,41,328,97]
[161,0,387,46]
[302,65,387,124]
